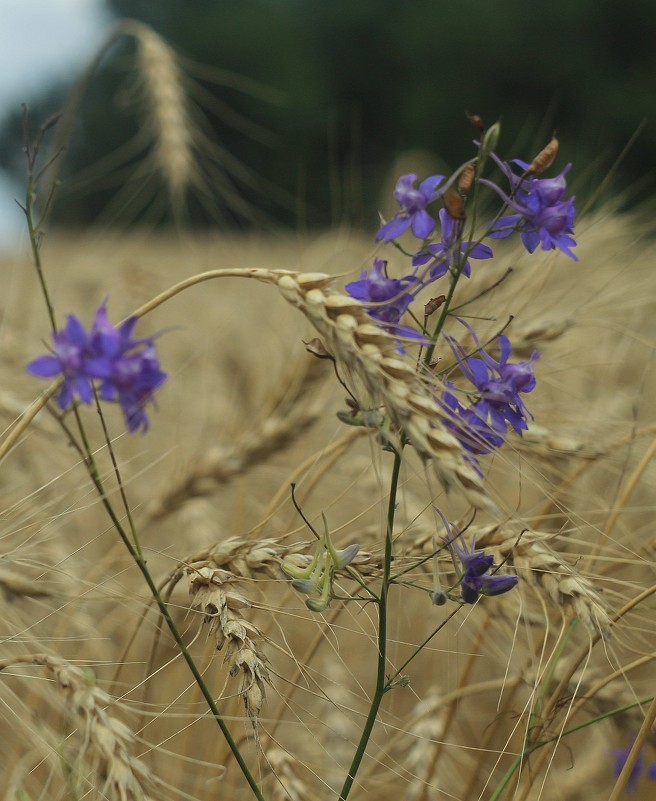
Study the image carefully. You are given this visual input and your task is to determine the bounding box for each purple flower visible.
[612,741,656,793]
[447,527,519,604]
[377,173,445,242]
[441,388,506,457]
[27,314,96,410]
[446,324,539,437]
[484,158,578,260]
[345,258,425,343]
[27,300,167,433]
[413,208,494,279]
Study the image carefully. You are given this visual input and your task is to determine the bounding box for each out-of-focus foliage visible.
[2,0,654,227]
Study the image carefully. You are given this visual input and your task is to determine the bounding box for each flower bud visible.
[292,578,317,594]
[306,597,330,613]
[282,559,313,580]
[458,161,476,197]
[431,590,448,606]
[334,543,360,569]
[481,122,501,156]
[466,113,485,132]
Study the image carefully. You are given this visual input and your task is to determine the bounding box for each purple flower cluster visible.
[342,134,576,471]
[27,300,167,433]
[442,324,539,457]
[485,157,578,260]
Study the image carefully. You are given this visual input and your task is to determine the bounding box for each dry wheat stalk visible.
[132,23,194,205]
[264,747,312,801]
[0,654,157,801]
[187,566,270,732]
[144,355,329,522]
[474,524,611,636]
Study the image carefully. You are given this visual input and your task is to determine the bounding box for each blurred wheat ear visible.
[41,19,279,227]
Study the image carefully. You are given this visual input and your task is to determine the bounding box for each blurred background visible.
[0,0,654,241]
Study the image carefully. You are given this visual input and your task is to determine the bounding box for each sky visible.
[0,0,110,244]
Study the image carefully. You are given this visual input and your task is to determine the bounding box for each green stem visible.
[338,447,402,801]
[73,423,266,801]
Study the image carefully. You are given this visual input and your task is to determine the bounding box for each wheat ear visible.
[0,654,157,800]
[187,566,270,735]
[266,271,492,510]
[131,22,194,205]
[474,525,611,636]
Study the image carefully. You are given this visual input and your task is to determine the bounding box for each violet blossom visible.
[376,173,445,242]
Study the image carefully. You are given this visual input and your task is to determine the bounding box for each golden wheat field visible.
[0,17,654,801]
[0,207,654,801]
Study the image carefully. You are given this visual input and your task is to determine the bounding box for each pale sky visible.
[0,0,110,244]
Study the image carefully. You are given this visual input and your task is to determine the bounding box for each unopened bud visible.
[306,597,330,613]
[291,578,317,594]
[481,121,501,156]
[334,543,360,569]
[431,590,448,606]
[528,136,559,175]
[282,560,313,580]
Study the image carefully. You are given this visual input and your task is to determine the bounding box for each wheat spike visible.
[187,566,270,732]
[267,271,493,511]
[0,654,157,800]
[474,525,611,636]
[132,23,193,205]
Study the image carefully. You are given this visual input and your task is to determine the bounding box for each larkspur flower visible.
[26,314,96,409]
[345,258,425,342]
[484,157,578,260]
[376,173,445,242]
[26,300,167,433]
[413,208,493,279]
[446,323,539,437]
[440,517,519,604]
[441,385,506,457]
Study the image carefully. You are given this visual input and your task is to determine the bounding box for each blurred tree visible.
[2,0,654,228]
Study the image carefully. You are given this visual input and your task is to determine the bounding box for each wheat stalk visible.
[144,354,328,522]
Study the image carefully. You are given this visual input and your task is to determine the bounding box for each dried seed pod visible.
[443,189,466,220]
[425,295,446,316]
[466,113,485,132]
[528,136,559,175]
[458,161,476,197]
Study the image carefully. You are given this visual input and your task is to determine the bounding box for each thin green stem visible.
[61,411,266,801]
[338,447,403,801]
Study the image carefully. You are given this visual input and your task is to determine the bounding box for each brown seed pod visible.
[443,189,466,220]
[528,136,559,175]
[425,295,446,316]
[458,161,476,197]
